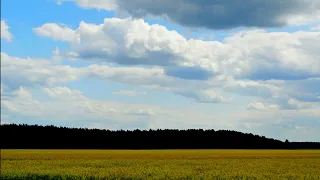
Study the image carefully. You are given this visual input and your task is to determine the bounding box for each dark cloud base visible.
[117,0,319,29]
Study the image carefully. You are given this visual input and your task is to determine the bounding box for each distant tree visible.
[1,124,319,149]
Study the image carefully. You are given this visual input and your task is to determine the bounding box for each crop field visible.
[1,150,320,180]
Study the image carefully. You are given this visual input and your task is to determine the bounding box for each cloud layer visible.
[0,52,228,103]
[2,50,319,111]
[34,18,320,82]
[58,0,320,29]
[2,84,319,141]
[1,50,319,141]
[2,1,320,142]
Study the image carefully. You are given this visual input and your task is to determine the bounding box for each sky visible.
[1,0,320,142]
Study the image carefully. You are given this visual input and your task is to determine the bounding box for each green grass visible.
[1,150,320,179]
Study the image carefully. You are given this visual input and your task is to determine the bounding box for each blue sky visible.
[1,0,320,141]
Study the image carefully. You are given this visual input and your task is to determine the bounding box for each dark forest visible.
[1,124,319,149]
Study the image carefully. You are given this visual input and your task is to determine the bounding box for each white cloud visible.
[1,51,319,140]
[1,20,13,42]
[112,90,147,97]
[2,86,152,120]
[284,13,320,26]
[33,18,225,80]
[226,78,320,110]
[84,65,233,103]
[12,87,33,100]
[43,87,87,100]
[224,29,320,80]
[1,53,228,103]
[1,87,42,116]
[33,23,79,43]
[3,51,319,109]
[1,86,216,127]
[57,0,117,11]
[2,85,319,141]
[247,101,279,110]
[284,98,318,110]
[235,107,320,141]
[34,19,320,82]
[1,52,83,89]
[225,80,282,98]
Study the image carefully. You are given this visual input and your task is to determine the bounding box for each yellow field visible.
[1,150,320,179]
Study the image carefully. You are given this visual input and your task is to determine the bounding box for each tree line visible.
[1,124,319,149]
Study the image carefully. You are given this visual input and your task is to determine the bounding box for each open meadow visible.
[1,150,320,180]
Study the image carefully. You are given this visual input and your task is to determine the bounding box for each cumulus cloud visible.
[79,65,231,103]
[58,0,320,29]
[34,19,320,82]
[1,52,83,90]
[3,50,319,108]
[33,18,226,80]
[1,87,42,116]
[1,53,228,104]
[224,30,320,80]
[1,20,13,42]
[1,52,319,140]
[33,23,79,43]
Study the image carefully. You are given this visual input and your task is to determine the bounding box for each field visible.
[1,150,320,180]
